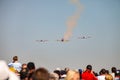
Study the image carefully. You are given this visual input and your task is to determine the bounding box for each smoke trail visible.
[63,0,83,41]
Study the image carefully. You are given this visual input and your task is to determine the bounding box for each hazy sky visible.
[0,0,120,72]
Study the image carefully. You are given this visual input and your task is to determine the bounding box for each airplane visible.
[36,40,48,42]
[57,38,69,42]
[77,36,91,39]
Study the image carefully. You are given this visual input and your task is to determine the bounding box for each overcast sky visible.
[0,0,120,72]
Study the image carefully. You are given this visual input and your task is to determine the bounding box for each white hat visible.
[0,60,20,80]
[55,68,61,71]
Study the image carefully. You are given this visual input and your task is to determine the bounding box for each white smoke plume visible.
[63,0,83,41]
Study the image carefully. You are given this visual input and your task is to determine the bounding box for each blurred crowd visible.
[0,56,120,80]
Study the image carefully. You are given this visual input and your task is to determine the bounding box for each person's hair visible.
[111,67,116,73]
[32,67,49,80]
[65,70,80,80]
[22,63,27,69]
[99,68,106,75]
[49,73,59,80]
[105,74,113,80]
[13,56,18,62]
[27,62,35,70]
[86,65,92,70]
[106,70,109,74]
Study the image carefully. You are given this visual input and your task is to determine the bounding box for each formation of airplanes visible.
[36,36,91,43]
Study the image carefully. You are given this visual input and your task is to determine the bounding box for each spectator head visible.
[13,56,18,62]
[32,67,49,80]
[105,74,113,80]
[54,70,61,79]
[27,62,35,70]
[106,70,109,74]
[78,69,82,74]
[22,63,27,69]
[111,67,116,73]
[86,65,92,71]
[99,68,106,75]
[65,67,70,73]
[65,70,80,80]
[49,72,59,80]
